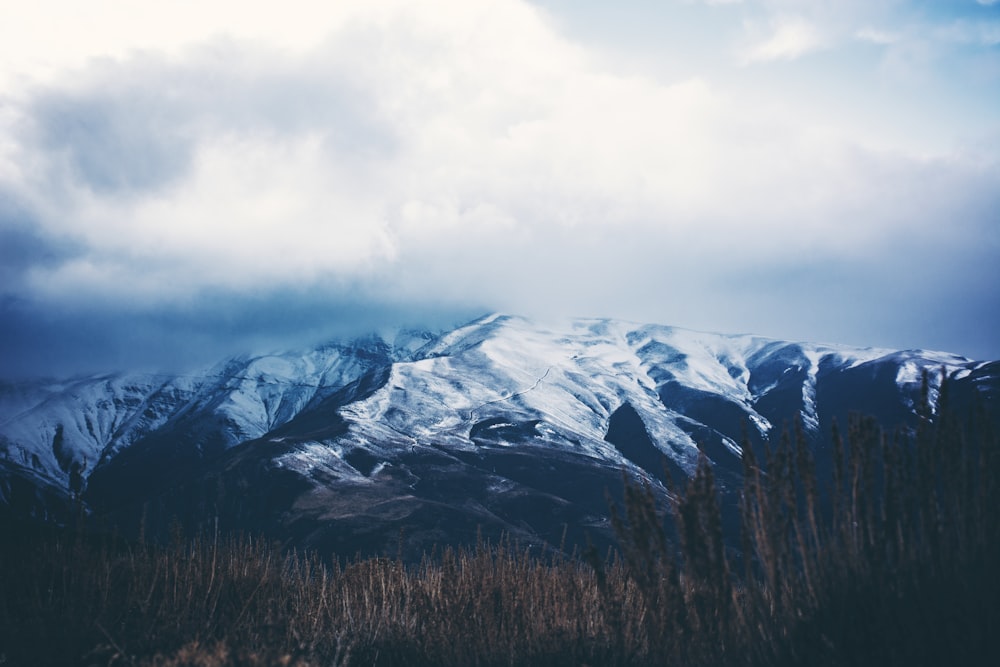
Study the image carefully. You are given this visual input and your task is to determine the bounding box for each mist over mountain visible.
[2,314,998,559]
[3,2,999,386]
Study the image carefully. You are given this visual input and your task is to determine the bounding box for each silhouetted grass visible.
[600,370,1000,666]
[1,371,997,665]
[1,525,643,666]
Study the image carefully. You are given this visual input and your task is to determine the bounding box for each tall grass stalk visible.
[1,372,996,665]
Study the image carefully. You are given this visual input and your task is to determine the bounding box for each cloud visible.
[0,289,482,379]
[738,15,826,63]
[725,1,1000,67]
[1,0,999,373]
[28,79,194,195]
[855,27,899,45]
[936,19,1000,47]
[2,8,733,302]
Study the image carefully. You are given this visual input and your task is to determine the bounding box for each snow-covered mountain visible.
[0,329,434,522]
[2,314,997,557]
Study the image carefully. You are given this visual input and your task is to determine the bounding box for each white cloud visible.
[31,133,397,297]
[739,15,826,63]
[855,27,899,45]
[1,0,998,358]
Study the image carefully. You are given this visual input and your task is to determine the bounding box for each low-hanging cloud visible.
[1,0,999,375]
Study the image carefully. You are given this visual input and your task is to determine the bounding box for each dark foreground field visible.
[2,383,998,666]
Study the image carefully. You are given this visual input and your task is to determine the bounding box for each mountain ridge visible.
[2,313,996,558]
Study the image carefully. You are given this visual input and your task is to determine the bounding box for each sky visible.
[1,0,998,378]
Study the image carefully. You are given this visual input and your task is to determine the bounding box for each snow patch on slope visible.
[801,349,821,432]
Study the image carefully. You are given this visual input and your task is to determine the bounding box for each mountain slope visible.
[2,314,996,558]
[0,331,432,516]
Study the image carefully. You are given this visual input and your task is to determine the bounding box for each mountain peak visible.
[2,315,997,558]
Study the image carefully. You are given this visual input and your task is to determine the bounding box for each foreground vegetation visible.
[1,376,997,666]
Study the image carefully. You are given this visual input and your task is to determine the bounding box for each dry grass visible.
[0,526,640,666]
[599,371,1000,666]
[1,371,997,666]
